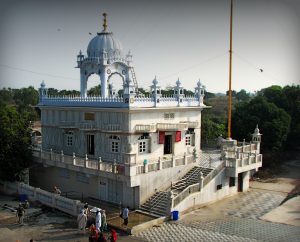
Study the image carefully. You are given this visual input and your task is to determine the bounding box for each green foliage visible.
[47,88,59,96]
[259,85,300,149]
[0,103,32,181]
[204,91,215,99]
[201,115,226,147]
[184,89,194,96]
[236,89,250,102]
[0,87,40,121]
[0,88,14,104]
[138,88,150,96]
[59,90,80,96]
[161,89,173,96]
[13,86,39,107]
[232,96,291,151]
[88,85,101,96]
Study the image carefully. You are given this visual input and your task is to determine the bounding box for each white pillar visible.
[100,71,108,97]
[80,72,87,97]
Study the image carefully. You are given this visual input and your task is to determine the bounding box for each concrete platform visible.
[261,195,300,227]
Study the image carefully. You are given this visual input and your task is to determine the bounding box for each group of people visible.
[77,203,117,241]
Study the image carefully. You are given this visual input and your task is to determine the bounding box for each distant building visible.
[32,14,262,216]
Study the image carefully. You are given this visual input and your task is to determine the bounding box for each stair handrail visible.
[203,160,225,187]
[153,162,195,193]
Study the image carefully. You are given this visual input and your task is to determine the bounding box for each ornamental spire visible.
[102,13,108,31]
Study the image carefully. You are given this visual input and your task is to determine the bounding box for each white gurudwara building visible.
[32,14,262,216]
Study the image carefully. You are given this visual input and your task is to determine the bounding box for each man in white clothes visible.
[95,208,102,232]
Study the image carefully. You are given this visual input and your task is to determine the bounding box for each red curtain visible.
[175,131,181,142]
[159,131,165,144]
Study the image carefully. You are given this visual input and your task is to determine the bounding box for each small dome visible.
[176,78,182,87]
[87,31,123,58]
[197,79,202,87]
[152,76,158,85]
[254,124,261,135]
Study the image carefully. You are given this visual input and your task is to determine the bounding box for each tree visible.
[88,85,101,96]
[260,85,300,149]
[204,91,215,99]
[0,103,32,181]
[12,86,39,107]
[59,90,80,96]
[138,88,150,96]
[0,88,14,104]
[201,115,226,147]
[232,96,291,151]
[161,87,173,96]
[184,89,194,96]
[47,88,59,96]
[236,89,250,102]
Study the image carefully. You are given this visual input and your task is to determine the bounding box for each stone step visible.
[139,206,167,217]
[141,201,168,208]
[139,166,216,217]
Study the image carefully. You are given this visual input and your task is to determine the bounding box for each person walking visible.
[101,210,107,231]
[122,206,129,227]
[53,186,61,195]
[77,209,87,234]
[84,203,92,227]
[95,208,102,232]
[16,203,25,224]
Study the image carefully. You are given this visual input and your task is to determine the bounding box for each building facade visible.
[32,14,262,213]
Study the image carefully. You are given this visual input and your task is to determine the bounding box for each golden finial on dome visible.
[103,13,107,31]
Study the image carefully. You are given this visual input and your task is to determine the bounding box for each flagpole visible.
[227,0,233,139]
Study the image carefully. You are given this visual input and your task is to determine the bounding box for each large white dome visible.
[87,31,123,58]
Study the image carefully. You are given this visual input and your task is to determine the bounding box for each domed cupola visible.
[87,13,123,58]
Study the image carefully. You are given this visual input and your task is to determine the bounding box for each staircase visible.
[138,166,213,217]
[139,191,169,217]
[171,166,213,195]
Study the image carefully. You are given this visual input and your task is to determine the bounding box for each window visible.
[186,135,191,146]
[164,112,175,120]
[138,134,150,154]
[216,184,222,190]
[87,134,95,155]
[109,135,120,153]
[229,177,235,187]
[65,131,74,147]
[84,112,95,121]
[185,129,195,146]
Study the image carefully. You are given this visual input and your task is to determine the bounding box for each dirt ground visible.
[0,157,299,242]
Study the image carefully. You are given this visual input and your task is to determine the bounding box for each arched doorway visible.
[107,72,125,96]
[86,73,100,96]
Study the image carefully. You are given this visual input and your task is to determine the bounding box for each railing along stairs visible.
[130,67,139,93]
[138,160,226,217]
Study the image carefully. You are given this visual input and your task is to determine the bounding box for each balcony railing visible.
[157,123,188,131]
[225,154,262,169]
[32,147,196,177]
[135,124,157,132]
[32,148,119,175]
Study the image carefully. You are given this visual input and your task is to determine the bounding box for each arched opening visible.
[86,73,101,96]
[108,73,124,96]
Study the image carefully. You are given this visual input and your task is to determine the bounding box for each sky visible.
[0,0,299,93]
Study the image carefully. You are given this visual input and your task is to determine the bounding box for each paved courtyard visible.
[134,190,300,242]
